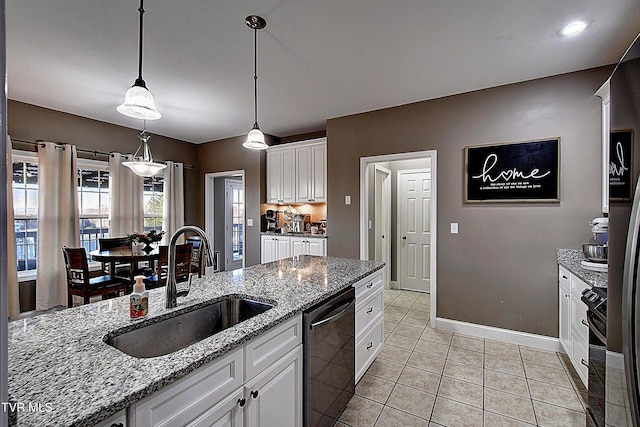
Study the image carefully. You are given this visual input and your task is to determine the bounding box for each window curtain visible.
[162,161,184,244]
[36,142,79,310]
[6,136,20,318]
[108,153,144,237]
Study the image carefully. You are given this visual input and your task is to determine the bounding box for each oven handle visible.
[587,311,607,345]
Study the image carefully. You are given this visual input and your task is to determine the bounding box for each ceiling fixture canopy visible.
[123,127,167,177]
[243,15,268,150]
[117,0,161,121]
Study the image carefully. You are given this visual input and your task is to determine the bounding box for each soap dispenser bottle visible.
[130,275,149,319]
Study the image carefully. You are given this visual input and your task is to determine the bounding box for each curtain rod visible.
[10,138,194,169]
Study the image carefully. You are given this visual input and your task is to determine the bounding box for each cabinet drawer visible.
[356,290,383,338]
[354,271,384,303]
[570,275,589,299]
[131,347,243,427]
[94,410,127,427]
[245,314,302,381]
[558,266,570,289]
[572,337,588,388]
[355,318,384,383]
[571,297,589,343]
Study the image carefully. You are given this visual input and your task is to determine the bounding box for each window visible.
[12,152,38,272]
[77,159,110,253]
[143,175,164,232]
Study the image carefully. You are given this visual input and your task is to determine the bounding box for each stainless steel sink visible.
[106,298,274,358]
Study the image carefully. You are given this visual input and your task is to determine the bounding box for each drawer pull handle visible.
[238,398,247,407]
[110,424,124,427]
[366,342,373,350]
[581,359,589,368]
[366,307,374,314]
[366,283,373,289]
[562,275,568,280]
[581,319,589,327]
[565,294,570,298]
[251,390,259,399]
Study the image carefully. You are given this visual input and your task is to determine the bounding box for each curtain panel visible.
[36,142,79,310]
[162,161,184,244]
[6,136,19,318]
[108,153,144,237]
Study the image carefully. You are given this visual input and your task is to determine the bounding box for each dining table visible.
[89,247,160,286]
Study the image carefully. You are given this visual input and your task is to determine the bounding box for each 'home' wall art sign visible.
[464,138,560,203]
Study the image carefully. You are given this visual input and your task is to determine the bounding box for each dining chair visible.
[144,244,193,289]
[185,236,203,277]
[62,246,129,308]
[98,236,133,277]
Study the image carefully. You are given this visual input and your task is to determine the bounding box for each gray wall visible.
[327,67,612,337]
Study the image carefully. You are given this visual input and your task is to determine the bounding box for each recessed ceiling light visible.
[558,20,590,37]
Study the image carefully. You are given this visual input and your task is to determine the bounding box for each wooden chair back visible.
[98,236,131,251]
[62,246,91,289]
[150,244,193,288]
[186,236,203,277]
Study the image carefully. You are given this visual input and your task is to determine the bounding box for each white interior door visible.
[374,165,391,288]
[225,180,243,271]
[398,170,432,292]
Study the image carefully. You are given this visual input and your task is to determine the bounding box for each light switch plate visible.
[345,195,351,205]
[450,223,459,234]
[247,218,253,227]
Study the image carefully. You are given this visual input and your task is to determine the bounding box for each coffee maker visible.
[292,213,310,233]
[265,210,279,232]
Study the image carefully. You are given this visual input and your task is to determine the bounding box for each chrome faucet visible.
[165,225,214,309]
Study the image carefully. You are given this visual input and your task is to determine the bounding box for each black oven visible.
[581,286,607,427]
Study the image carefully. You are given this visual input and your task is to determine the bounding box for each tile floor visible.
[337,289,588,427]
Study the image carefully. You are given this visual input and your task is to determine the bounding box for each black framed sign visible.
[610,129,634,201]
[464,138,560,203]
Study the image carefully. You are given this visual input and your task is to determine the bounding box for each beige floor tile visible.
[356,374,396,404]
[447,346,484,367]
[391,324,424,339]
[430,396,484,427]
[406,351,447,375]
[532,400,586,427]
[389,299,414,309]
[385,332,419,350]
[339,395,384,427]
[485,353,526,377]
[335,422,350,427]
[374,406,430,427]
[386,306,410,318]
[384,320,398,334]
[399,316,429,329]
[395,292,421,302]
[528,379,583,412]
[484,411,536,426]
[409,301,430,313]
[405,310,429,321]
[366,358,405,382]
[413,340,449,358]
[420,328,453,346]
[442,359,483,386]
[437,376,483,408]
[484,388,537,424]
[485,339,521,358]
[385,311,405,323]
[523,361,573,389]
[377,344,412,365]
[451,334,484,353]
[397,365,441,394]
[484,369,530,397]
[519,347,563,370]
[386,384,436,419]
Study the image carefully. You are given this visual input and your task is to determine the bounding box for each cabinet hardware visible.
[366,307,373,314]
[562,275,568,280]
[251,390,259,398]
[581,359,589,368]
[366,342,373,350]
[402,236,407,240]
[237,397,247,407]
[581,319,589,327]
[110,424,124,427]
[366,283,373,289]
[565,294,570,298]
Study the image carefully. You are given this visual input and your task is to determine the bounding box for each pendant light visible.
[243,15,268,150]
[117,0,161,120]
[123,123,167,177]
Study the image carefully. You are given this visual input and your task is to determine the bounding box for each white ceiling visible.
[7,0,640,144]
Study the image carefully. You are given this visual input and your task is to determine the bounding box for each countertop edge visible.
[556,248,608,288]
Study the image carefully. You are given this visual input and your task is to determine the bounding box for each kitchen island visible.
[8,256,384,426]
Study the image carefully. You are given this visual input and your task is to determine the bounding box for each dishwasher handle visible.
[309,298,355,330]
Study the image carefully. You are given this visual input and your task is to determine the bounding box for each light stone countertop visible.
[8,256,384,427]
[260,231,328,238]
[557,248,608,288]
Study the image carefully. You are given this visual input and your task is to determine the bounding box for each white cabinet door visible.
[266,150,295,204]
[310,143,326,202]
[260,237,277,264]
[290,238,307,257]
[307,238,326,256]
[295,146,312,202]
[188,389,244,427]
[290,237,326,257]
[281,150,296,204]
[276,237,291,260]
[559,281,571,355]
[244,346,303,427]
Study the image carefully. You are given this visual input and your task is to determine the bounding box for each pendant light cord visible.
[253,26,259,127]
[136,0,146,86]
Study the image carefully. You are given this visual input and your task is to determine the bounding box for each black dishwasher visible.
[303,287,356,427]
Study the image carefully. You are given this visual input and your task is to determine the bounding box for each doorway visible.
[204,171,245,273]
[374,165,391,287]
[360,151,437,325]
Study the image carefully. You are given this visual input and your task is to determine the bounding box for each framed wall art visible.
[609,129,634,201]
[464,138,560,203]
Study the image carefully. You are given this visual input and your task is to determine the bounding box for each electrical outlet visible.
[450,223,459,234]
[345,195,351,205]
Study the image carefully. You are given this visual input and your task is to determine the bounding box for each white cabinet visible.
[260,236,291,263]
[94,410,127,427]
[557,265,589,387]
[266,149,295,204]
[129,315,302,427]
[353,269,384,383]
[290,236,326,257]
[266,138,326,204]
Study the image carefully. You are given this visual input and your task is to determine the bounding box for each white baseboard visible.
[435,317,561,353]
[389,280,399,290]
[607,350,626,369]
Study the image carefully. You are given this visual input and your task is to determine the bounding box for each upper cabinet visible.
[267,138,327,204]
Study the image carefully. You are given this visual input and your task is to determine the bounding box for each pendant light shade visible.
[117,0,161,120]
[243,15,268,150]
[123,130,167,177]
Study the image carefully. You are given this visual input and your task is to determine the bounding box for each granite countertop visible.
[8,256,383,427]
[557,248,608,288]
[261,231,328,238]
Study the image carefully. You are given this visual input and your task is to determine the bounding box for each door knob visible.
[381,235,385,238]
[251,390,259,398]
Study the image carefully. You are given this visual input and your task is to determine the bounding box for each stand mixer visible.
[581,217,608,272]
